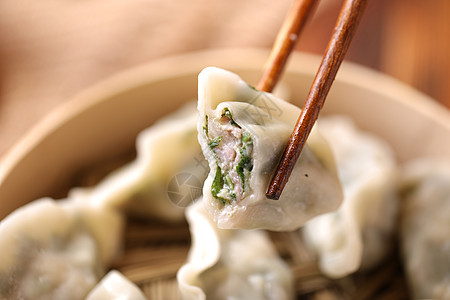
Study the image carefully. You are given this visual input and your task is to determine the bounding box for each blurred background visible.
[0,0,449,157]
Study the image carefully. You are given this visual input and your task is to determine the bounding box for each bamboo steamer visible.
[1,49,449,299]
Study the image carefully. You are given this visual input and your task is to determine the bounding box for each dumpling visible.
[85,270,147,300]
[302,116,398,278]
[177,200,294,300]
[399,158,450,299]
[197,67,343,231]
[0,196,124,300]
[88,102,208,222]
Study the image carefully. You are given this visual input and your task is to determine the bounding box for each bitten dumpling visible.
[197,67,342,231]
[399,158,450,300]
[88,103,207,222]
[177,200,294,300]
[302,116,398,278]
[0,196,124,300]
[85,270,147,300]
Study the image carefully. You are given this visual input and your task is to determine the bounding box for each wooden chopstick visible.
[256,0,319,92]
[266,0,368,200]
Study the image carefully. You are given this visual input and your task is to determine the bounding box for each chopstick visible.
[266,0,368,200]
[256,0,319,92]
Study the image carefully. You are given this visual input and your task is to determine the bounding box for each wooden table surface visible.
[1,0,449,158]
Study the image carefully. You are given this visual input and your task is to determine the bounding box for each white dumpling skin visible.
[85,270,147,300]
[399,158,450,300]
[0,197,124,300]
[302,116,398,278]
[177,200,294,300]
[88,102,207,222]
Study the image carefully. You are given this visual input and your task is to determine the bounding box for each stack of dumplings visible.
[0,66,448,299]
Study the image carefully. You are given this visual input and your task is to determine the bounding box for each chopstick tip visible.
[265,186,281,200]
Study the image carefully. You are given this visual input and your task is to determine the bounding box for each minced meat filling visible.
[205,108,253,205]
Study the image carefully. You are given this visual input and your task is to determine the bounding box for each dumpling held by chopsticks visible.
[197,67,343,231]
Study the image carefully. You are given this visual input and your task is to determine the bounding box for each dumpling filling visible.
[204,108,253,205]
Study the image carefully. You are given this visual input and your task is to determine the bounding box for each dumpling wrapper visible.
[197,67,342,231]
[88,102,207,222]
[302,116,398,278]
[85,270,147,300]
[177,200,294,300]
[0,196,124,300]
[399,158,450,300]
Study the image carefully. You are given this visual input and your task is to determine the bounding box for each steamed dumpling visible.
[177,200,294,300]
[88,102,207,222]
[399,158,450,299]
[302,116,398,278]
[0,196,124,300]
[86,270,147,300]
[197,67,342,231]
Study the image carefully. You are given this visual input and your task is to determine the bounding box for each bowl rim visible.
[1,47,449,199]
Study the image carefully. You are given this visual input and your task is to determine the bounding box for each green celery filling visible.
[208,136,223,149]
[208,109,253,205]
[211,164,236,205]
[221,107,241,128]
[236,132,253,186]
[236,154,252,186]
[211,165,226,205]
